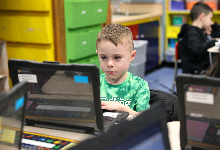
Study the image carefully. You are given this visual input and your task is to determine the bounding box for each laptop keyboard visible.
[103,116,115,125]
[21,131,80,150]
[103,112,129,130]
[25,98,96,121]
[27,98,94,107]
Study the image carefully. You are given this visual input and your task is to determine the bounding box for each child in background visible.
[96,24,150,116]
[178,2,220,74]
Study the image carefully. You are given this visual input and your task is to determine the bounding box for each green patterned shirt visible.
[100,72,150,112]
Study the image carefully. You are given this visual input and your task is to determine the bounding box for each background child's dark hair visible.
[190,2,213,22]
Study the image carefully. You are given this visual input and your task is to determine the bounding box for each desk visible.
[23,121,181,150]
[111,3,163,25]
[23,126,95,142]
[207,46,219,67]
[167,121,181,150]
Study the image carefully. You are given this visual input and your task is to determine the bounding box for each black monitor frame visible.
[70,102,171,150]
[0,82,28,150]
[8,59,103,132]
[177,74,220,149]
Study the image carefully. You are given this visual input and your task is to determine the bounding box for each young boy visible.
[178,2,220,74]
[96,24,150,116]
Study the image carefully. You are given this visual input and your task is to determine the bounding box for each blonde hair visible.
[96,24,134,52]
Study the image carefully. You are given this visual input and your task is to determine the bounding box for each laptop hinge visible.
[25,119,95,134]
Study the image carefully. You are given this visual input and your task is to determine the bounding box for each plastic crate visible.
[165,48,175,62]
[132,40,148,64]
[128,60,146,79]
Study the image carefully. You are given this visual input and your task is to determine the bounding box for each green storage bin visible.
[64,0,108,29]
[66,25,101,61]
[68,54,104,74]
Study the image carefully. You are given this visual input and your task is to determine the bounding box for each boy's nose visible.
[107,60,114,68]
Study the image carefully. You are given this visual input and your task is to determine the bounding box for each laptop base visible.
[25,119,95,134]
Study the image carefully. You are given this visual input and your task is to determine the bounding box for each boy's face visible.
[202,12,214,30]
[96,39,136,85]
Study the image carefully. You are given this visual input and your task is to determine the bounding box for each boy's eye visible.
[114,57,121,60]
[101,56,106,60]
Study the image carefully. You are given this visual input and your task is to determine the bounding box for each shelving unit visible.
[165,0,220,62]
[0,0,109,68]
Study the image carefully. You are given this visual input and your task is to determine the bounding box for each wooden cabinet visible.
[125,21,160,72]
[0,40,9,93]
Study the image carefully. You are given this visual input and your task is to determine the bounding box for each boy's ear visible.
[199,12,206,21]
[130,50,136,62]
[96,50,98,54]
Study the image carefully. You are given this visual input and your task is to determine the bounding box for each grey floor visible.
[144,66,182,95]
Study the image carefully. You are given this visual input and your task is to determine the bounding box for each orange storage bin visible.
[186,0,200,10]
[203,0,218,10]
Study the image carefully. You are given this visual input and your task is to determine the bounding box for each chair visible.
[149,89,179,122]
[171,42,180,94]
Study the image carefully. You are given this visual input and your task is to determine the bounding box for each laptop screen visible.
[69,102,170,150]
[0,82,27,150]
[177,74,220,149]
[107,121,167,150]
[8,59,103,132]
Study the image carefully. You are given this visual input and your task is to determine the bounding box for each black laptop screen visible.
[183,83,220,149]
[108,121,166,150]
[176,74,220,150]
[15,67,97,129]
[0,94,26,150]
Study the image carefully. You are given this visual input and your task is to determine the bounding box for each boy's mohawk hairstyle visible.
[97,24,133,47]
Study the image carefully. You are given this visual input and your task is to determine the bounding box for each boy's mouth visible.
[107,71,115,75]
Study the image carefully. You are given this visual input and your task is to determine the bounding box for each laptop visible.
[0,82,28,150]
[68,102,171,150]
[176,74,220,150]
[8,59,129,134]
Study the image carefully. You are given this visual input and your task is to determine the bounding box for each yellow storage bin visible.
[0,0,51,11]
[166,26,181,39]
[6,43,54,62]
[0,13,53,44]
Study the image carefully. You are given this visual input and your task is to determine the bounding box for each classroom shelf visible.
[165,0,220,62]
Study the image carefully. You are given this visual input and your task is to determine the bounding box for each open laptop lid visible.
[0,82,28,150]
[8,59,104,132]
[69,102,170,150]
[177,74,220,150]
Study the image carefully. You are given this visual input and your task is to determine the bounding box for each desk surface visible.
[167,121,181,150]
[23,121,181,150]
[23,126,95,142]
[111,3,163,25]
[208,46,220,53]
[112,12,162,25]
